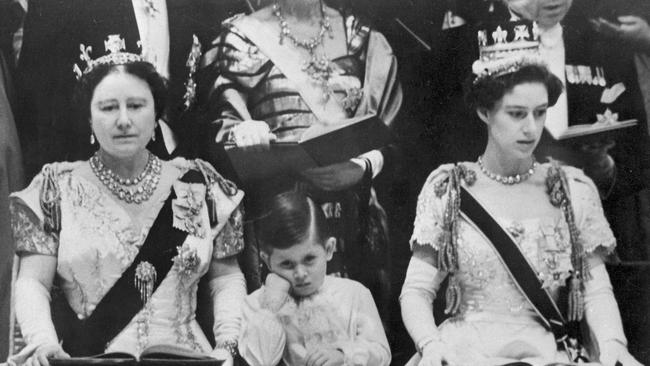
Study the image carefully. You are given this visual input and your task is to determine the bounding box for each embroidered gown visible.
[10,158,244,357]
[201,11,401,291]
[408,163,616,365]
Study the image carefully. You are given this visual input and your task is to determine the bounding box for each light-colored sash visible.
[232,15,347,125]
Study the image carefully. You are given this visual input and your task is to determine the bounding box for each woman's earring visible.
[90,133,95,145]
[152,122,158,141]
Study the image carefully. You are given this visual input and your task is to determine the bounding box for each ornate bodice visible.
[411,163,616,321]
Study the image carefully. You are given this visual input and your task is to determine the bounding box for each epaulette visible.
[193,159,239,226]
[38,163,76,236]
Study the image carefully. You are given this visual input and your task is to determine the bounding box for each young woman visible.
[400,56,641,365]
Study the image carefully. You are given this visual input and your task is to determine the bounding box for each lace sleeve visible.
[566,167,616,254]
[410,165,453,251]
[10,199,58,256]
[213,204,244,259]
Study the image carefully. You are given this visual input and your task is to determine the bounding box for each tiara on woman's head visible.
[73,34,145,79]
[472,21,545,83]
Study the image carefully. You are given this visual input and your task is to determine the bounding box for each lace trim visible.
[10,199,58,256]
[214,205,244,259]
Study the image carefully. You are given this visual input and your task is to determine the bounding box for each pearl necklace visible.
[90,152,162,203]
[477,155,537,185]
[273,2,334,91]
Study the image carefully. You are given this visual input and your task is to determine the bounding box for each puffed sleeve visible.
[238,288,287,366]
[565,166,616,254]
[213,204,244,259]
[410,164,454,252]
[10,165,64,256]
[189,158,244,258]
[200,18,272,144]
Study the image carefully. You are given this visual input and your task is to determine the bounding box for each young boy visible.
[238,191,391,366]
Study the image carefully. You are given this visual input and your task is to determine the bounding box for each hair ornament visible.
[73,34,145,79]
[472,20,545,83]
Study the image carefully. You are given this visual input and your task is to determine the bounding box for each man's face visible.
[506,0,573,28]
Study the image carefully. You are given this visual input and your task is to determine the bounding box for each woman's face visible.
[480,82,549,160]
[90,70,156,160]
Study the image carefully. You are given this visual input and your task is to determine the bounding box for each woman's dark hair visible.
[73,61,168,123]
[464,64,564,112]
[255,190,330,253]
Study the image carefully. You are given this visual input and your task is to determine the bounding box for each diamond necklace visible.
[477,155,537,185]
[90,152,162,203]
[273,2,334,93]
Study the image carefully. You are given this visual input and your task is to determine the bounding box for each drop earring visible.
[90,133,95,145]
[152,123,158,141]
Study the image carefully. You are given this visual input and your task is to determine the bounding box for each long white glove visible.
[14,277,58,348]
[399,256,454,366]
[583,264,642,366]
[208,271,246,365]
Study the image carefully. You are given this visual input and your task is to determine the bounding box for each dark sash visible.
[52,170,206,356]
[458,187,569,344]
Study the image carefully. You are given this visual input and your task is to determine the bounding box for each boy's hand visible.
[261,273,291,312]
[305,347,345,366]
[265,273,292,293]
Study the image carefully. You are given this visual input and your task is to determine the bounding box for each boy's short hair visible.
[255,190,329,253]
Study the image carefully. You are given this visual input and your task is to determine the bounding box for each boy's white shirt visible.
[238,276,391,366]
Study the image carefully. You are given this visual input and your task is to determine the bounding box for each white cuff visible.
[350,149,384,179]
[209,272,247,345]
[15,277,58,347]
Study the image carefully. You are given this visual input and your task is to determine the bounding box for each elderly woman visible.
[8,39,246,366]
[200,0,401,303]
[400,22,641,366]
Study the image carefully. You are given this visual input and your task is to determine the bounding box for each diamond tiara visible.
[472,20,545,82]
[73,34,145,79]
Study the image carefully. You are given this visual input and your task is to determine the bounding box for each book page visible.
[140,344,211,360]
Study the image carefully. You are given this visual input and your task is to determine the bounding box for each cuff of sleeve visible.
[260,288,290,313]
[335,342,370,366]
[351,150,384,179]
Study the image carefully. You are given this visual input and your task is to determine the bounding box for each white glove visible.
[14,277,59,348]
[399,256,448,362]
[209,271,246,355]
[583,264,642,366]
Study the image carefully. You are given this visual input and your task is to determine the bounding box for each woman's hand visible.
[418,341,455,366]
[230,120,276,151]
[301,161,366,192]
[599,340,643,366]
[304,347,345,366]
[25,343,70,366]
[209,348,233,366]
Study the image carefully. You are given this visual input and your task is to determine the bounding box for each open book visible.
[546,108,637,144]
[224,113,392,182]
[48,344,222,366]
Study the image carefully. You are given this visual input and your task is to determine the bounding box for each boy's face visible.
[264,236,335,297]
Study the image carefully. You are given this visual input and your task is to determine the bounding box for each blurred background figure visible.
[0,0,25,360]
[199,0,402,325]
[11,0,248,180]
